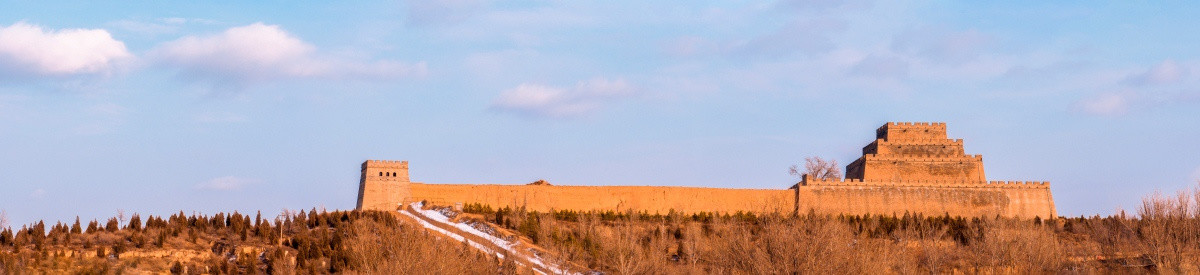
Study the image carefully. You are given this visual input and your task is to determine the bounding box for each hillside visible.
[0,210,530,274]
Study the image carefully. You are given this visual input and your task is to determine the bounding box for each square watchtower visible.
[356,160,411,211]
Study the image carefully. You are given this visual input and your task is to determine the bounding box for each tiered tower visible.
[844,122,985,182]
[356,160,411,211]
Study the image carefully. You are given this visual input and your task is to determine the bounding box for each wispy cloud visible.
[194,112,248,124]
[195,176,259,191]
[149,23,427,90]
[1122,59,1187,86]
[0,22,132,78]
[491,77,635,118]
[1077,93,1129,116]
[1076,59,1199,116]
[406,0,488,27]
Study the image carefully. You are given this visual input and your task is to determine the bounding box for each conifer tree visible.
[105,218,119,232]
[71,217,82,234]
[0,228,12,245]
[86,220,99,234]
[127,214,142,231]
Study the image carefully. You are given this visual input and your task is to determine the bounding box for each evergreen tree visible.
[105,218,119,232]
[127,214,142,231]
[0,228,12,245]
[86,220,99,234]
[71,217,82,234]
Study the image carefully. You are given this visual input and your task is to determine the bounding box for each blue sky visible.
[2,1,1199,226]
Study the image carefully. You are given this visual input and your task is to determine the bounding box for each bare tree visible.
[0,209,8,229]
[789,157,842,180]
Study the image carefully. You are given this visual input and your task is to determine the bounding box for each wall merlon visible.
[863,154,982,162]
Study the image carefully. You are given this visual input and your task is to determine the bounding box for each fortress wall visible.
[872,139,965,155]
[858,155,985,182]
[408,183,795,214]
[794,184,1055,219]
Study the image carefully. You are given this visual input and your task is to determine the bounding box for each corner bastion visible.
[356,122,1056,219]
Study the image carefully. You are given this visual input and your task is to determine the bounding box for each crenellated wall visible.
[864,139,966,155]
[876,122,948,140]
[795,175,1055,219]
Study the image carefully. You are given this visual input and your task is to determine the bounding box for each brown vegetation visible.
[0,209,519,274]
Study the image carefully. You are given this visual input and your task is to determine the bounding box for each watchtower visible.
[844,122,985,182]
[356,160,411,211]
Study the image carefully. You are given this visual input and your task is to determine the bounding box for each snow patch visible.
[404,202,576,275]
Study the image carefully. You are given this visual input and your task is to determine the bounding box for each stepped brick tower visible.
[844,122,984,182]
[356,160,411,211]
[798,122,1055,219]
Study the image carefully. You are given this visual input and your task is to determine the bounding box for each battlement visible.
[886,122,947,127]
[861,154,982,162]
[363,160,408,169]
[799,174,1049,189]
[877,122,948,140]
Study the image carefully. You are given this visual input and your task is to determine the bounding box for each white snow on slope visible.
[401,202,576,275]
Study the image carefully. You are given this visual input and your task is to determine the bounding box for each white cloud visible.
[150,23,426,88]
[1078,93,1129,115]
[491,78,635,118]
[0,22,132,77]
[196,176,258,191]
[29,188,46,199]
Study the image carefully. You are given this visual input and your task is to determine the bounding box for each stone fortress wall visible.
[407,184,795,214]
[356,122,1057,219]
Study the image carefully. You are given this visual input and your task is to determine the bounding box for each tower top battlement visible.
[876,122,947,140]
[363,160,408,169]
